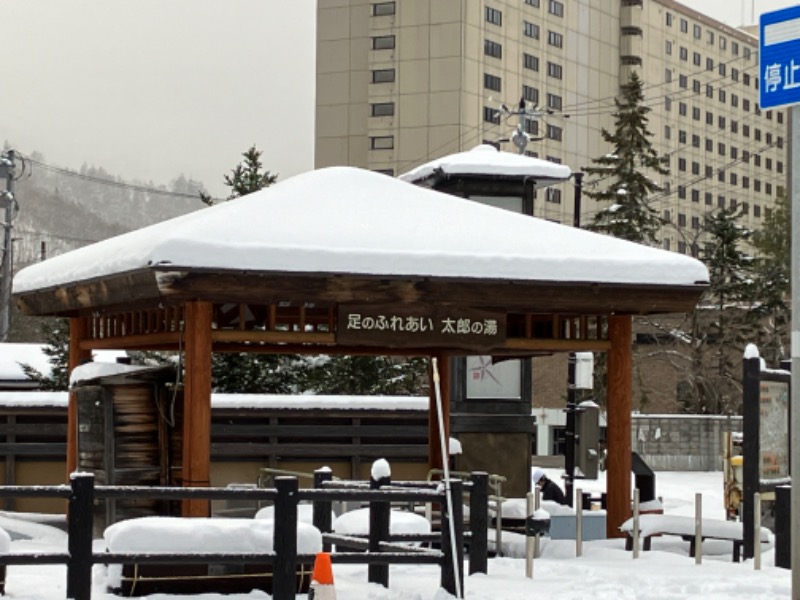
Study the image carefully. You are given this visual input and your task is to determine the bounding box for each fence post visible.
[440,479,464,597]
[66,472,95,600]
[313,468,333,552]
[469,472,488,575]
[273,477,299,600]
[368,467,391,587]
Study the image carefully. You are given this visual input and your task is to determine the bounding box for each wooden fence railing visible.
[0,470,488,600]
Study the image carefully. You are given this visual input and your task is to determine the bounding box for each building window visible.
[732,41,739,56]
[705,111,713,125]
[744,73,751,87]
[485,6,502,26]
[731,120,738,134]
[665,97,672,111]
[548,0,564,17]
[692,106,700,120]
[692,162,700,175]
[680,46,688,61]
[523,85,539,104]
[484,73,502,92]
[370,136,394,150]
[693,24,701,38]
[372,2,395,16]
[679,102,687,116]
[666,12,673,26]
[706,83,713,97]
[743,98,750,112]
[705,192,712,205]
[693,52,701,66]
[663,238,671,251]
[705,165,713,178]
[546,188,562,203]
[707,30,715,45]
[372,35,395,50]
[754,204,761,218]
[742,176,749,189]
[547,93,562,111]
[692,134,700,147]
[705,138,713,152]
[744,47,752,60]
[546,124,562,141]
[680,18,688,33]
[678,213,687,227]
[719,89,726,103]
[693,79,701,93]
[730,172,737,185]
[548,30,563,48]
[372,68,395,83]
[720,36,726,50]
[664,125,671,139]
[679,130,687,143]
[525,0,540,6]
[718,116,726,130]
[547,62,563,79]
[731,68,739,82]
[706,57,714,71]
[370,102,394,117]
[483,106,500,125]
[679,74,688,88]
[678,157,686,172]
[691,215,700,229]
[678,185,686,199]
[523,53,539,71]
[718,142,725,155]
[524,119,538,135]
[665,69,672,83]
[718,195,725,208]
[523,21,540,39]
[484,39,502,58]
[666,40,672,55]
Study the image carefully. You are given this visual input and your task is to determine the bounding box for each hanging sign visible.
[337,305,506,351]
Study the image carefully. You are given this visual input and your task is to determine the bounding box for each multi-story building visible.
[315,0,787,253]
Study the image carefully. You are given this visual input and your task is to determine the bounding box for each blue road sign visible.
[760,5,800,109]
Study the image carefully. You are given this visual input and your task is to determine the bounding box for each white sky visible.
[0,0,793,200]
[1,1,315,197]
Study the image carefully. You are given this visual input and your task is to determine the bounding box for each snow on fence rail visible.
[0,470,488,600]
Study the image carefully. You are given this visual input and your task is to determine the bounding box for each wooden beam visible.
[606,315,632,538]
[67,317,92,480]
[181,301,212,517]
[211,330,334,345]
[79,332,181,350]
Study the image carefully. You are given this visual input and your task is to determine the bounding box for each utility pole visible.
[0,150,17,342]
[496,97,548,154]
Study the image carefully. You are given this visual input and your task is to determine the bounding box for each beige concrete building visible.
[315,0,787,251]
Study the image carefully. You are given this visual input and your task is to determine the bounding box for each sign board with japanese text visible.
[337,305,506,351]
[760,5,800,109]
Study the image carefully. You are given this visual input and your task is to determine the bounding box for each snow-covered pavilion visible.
[13,166,709,534]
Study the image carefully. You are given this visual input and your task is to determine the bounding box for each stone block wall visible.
[632,414,742,471]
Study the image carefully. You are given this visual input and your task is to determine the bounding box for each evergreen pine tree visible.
[200,145,277,206]
[584,72,669,244]
[750,191,791,365]
[298,355,427,396]
[19,319,70,390]
[680,206,756,414]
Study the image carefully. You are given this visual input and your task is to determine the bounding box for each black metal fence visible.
[0,470,488,600]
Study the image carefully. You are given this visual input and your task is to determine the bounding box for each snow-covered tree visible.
[297,355,427,396]
[19,319,69,390]
[200,145,277,206]
[584,72,669,244]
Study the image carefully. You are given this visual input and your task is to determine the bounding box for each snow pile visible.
[104,516,322,554]
[14,166,709,293]
[371,458,391,481]
[399,144,572,187]
[333,508,431,536]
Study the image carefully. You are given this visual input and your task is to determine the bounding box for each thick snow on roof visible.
[14,166,708,293]
[0,343,126,381]
[399,144,572,187]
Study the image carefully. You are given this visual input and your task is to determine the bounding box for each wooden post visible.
[428,354,450,471]
[67,317,92,479]
[273,477,299,600]
[469,472,489,575]
[313,468,333,552]
[66,472,94,600]
[606,315,632,538]
[181,300,212,517]
[368,465,391,587]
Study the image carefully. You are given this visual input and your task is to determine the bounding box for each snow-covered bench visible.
[103,516,322,596]
[619,514,771,562]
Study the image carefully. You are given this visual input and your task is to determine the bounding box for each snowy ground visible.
[0,470,791,599]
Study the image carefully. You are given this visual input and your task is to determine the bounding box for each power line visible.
[19,154,222,203]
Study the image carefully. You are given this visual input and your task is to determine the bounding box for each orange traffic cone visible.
[309,551,336,600]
